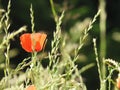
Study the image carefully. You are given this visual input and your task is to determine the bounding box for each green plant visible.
[0,0,119,90]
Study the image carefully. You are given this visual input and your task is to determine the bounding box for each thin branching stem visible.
[4,0,11,76]
[93,38,102,88]
[30,4,38,69]
[4,0,11,34]
[0,26,27,49]
[30,4,35,33]
[78,10,101,52]
[49,11,64,68]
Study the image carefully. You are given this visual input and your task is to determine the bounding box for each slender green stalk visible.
[30,4,37,68]
[4,0,11,76]
[99,0,107,59]
[79,63,95,74]
[78,10,101,52]
[30,4,35,33]
[99,0,107,89]
[72,10,100,88]
[48,11,64,68]
[49,0,64,68]
[0,26,27,49]
[50,0,58,22]
[93,38,102,87]
[4,0,11,34]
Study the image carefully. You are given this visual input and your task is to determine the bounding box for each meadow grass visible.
[0,0,119,90]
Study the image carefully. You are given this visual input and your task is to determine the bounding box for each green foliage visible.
[0,0,120,90]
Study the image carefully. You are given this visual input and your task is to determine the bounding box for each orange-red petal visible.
[25,85,36,90]
[20,33,47,52]
[20,33,32,52]
[31,33,47,52]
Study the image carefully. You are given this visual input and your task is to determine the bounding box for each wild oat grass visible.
[0,0,119,90]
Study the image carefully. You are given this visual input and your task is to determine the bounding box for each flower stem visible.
[99,0,107,89]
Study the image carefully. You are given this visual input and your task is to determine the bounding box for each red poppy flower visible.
[25,85,36,90]
[117,74,120,89]
[20,33,47,52]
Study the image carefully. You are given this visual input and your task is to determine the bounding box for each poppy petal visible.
[20,33,47,52]
[31,33,47,52]
[117,75,120,89]
[25,85,36,90]
[20,33,32,52]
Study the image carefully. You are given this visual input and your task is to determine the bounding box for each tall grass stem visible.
[99,0,107,89]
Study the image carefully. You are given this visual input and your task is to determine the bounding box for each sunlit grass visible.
[0,0,119,90]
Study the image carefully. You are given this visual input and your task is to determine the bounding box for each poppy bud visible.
[25,85,36,90]
[20,33,47,52]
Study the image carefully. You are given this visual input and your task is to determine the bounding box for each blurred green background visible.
[0,0,120,90]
